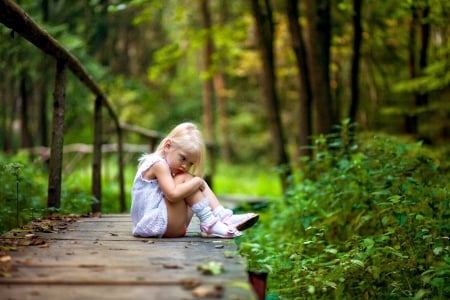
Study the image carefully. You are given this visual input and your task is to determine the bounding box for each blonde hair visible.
[154,122,206,176]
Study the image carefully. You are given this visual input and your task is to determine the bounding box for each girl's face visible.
[164,141,197,176]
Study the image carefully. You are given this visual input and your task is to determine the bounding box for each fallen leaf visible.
[223,251,236,258]
[0,256,11,263]
[163,263,183,269]
[197,261,223,275]
[192,285,223,298]
[0,272,12,278]
[180,278,202,290]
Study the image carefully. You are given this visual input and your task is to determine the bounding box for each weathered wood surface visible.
[0,214,256,300]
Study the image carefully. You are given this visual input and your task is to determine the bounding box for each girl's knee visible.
[173,173,194,184]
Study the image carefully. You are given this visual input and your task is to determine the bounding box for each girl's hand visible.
[199,180,205,192]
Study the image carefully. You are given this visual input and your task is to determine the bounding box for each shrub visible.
[238,127,449,299]
[0,153,98,233]
[0,155,47,233]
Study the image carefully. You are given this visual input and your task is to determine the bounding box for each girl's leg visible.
[202,180,259,231]
[171,173,241,238]
[164,199,189,238]
[164,174,196,237]
[199,181,220,209]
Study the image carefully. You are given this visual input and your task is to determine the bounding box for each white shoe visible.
[200,218,242,238]
[223,213,259,231]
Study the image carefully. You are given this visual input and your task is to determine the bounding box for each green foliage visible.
[0,152,130,234]
[238,128,449,299]
[0,154,47,233]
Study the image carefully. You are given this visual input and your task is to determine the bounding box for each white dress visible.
[130,154,168,237]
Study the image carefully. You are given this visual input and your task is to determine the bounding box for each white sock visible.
[212,205,233,220]
[192,198,216,225]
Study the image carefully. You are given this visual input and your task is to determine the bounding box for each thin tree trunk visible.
[117,126,126,213]
[214,74,231,162]
[405,2,430,136]
[200,0,215,140]
[2,77,12,153]
[47,60,66,210]
[215,0,231,163]
[417,3,430,111]
[200,0,216,184]
[38,0,49,150]
[405,4,418,134]
[19,73,32,148]
[304,0,333,135]
[349,0,363,125]
[92,96,102,214]
[38,66,49,148]
[250,0,291,190]
[286,0,313,159]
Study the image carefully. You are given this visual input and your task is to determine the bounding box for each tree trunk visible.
[19,73,32,148]
[92,96,102,214]
[214,74,232,162]
[405,4,419,134]
[2,77,13,153]
[47,60,66,210]
[200,0,215,142]
[304,0,333,135]
[286,0,313,159]
[349,0,363,125]
[38,65,49,148]
[416,4,430,125]
[405,2,430,136]
[250,0,291,190]
[38,0,50,150]
[215,0,232,163]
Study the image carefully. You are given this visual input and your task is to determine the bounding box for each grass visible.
[213,162,282,198]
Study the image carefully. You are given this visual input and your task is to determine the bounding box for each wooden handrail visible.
[0,0,217,214]
[0,0,125,213]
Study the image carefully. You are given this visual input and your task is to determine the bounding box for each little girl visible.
[130,122,259,238]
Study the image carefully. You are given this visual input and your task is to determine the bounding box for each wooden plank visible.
[0,214,256,300]
[2,284,253,300]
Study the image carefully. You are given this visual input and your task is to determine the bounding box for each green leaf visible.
[197,261,224,275]
[362,238,375,250]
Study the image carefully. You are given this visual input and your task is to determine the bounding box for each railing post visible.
[117,125,126,212]
[92,96,102,213]
[47,59,66,210]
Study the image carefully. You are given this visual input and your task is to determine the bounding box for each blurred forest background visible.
[1,0,448,164]
[1,0,449,298]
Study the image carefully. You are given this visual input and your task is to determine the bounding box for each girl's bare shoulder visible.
[142,159,169,180]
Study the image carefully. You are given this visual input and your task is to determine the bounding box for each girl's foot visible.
[213,206,259,231]
[200,218,242,238]
[223,213,259,231]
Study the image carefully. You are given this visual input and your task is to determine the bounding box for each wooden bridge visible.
[0,214,257,299]
[0,3,263,298]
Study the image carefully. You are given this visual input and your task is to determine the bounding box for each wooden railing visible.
[0,0,150,214]
[0,0,125,212]
[0,0,216,214]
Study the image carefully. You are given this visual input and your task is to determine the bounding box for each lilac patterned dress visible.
[130,154,168,237]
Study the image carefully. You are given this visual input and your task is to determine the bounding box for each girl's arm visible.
[151,160,204,202]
